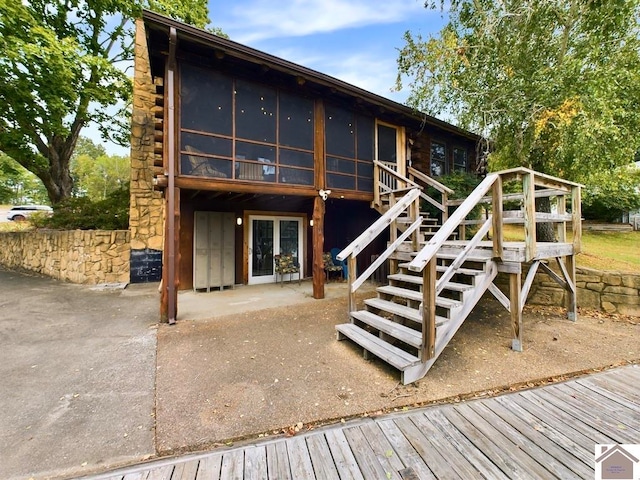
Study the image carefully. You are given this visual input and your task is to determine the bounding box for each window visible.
[431,141,446,177]
[179,63,314,186]
[453,147,467,172]
[325,105,374,192]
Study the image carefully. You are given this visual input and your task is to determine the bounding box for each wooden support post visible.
[523,172,536,261]
[410,196,419,252]
[421,258,437,360]
[441,192,448,223]
[492,175,503,259]
[348,255,357,313]
[161,26,178,324]
[510,271,523,352]
[571,186,582,253]
[373,161,381,207]
[565,254,577,322]
[388,193,399,275]
[556,195,567,243]
[312,195,325,300]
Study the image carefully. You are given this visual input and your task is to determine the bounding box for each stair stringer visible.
[401,259,499,384]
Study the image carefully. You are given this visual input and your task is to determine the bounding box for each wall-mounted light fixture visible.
[236,217,243,226]
[309,219,314,227]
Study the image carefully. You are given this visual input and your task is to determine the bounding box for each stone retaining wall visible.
[521,266,640,316]
[0,230,130,284]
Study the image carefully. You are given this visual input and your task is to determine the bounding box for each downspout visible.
[167,26,177,324]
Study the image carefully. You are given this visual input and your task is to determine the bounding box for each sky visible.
[99,0,448,155]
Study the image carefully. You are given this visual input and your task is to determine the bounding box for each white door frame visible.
[248,215,304,285]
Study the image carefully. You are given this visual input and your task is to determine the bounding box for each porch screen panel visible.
[278,92,315,184]
[179,62,315,186]
[356,115,374,192]
[325,105,374,192]
[180,64,232,135]
[235,80,276,143]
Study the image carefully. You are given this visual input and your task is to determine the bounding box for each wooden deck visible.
[439,241,575,263]
[84,365,640,480]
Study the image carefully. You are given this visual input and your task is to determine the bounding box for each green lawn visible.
[502,224,640,273]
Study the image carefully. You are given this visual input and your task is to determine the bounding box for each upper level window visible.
[179,63,314,186]
[325,105,374,192]
[431,141,446,177]
[453,147,467,172]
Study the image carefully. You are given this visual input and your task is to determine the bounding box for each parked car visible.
[7,205,53,221]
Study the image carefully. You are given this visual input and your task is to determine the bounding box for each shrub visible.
[422,172,483,237]
[32,187,130,230]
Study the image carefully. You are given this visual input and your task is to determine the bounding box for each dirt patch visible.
[155,293,639,455]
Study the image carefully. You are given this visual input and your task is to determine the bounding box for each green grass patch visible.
[501,224,640,273]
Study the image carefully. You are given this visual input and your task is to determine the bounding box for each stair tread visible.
[397,263,485,276]
[336,323,420,370]
[377,285,462,309]
[388,274,473,292]
[364,297,450,325]
[437,250,493,260]
[350,311,422,348]
[365,297,421,323]
[388,273,422,285]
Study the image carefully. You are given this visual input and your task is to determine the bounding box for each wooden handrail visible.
[408,166,454,194]
[376,161,423,191]
[351,217,423,292]
[337,188,421,261]
[408,174,499,272]
[447,188,569,207]
[435,217,492,295]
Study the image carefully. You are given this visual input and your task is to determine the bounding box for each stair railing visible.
[337,188,422,312]
[408,166,454,223]
[408,173,502,360]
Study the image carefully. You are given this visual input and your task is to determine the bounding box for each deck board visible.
[83,365,640,480]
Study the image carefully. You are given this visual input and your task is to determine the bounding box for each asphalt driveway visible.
[0,267,158,480]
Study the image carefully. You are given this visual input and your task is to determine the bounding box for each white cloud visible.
[265,46,409,104]
[218,0,425,43]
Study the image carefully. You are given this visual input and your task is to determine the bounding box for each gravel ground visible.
[155,293,639,455]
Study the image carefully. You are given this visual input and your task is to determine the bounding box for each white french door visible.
[248,215,304,284]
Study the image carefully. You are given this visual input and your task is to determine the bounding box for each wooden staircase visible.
[335,164,582,385]
[336,232,498,384]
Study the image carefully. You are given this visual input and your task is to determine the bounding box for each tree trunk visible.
[535,196,556,242]
[38,135,77,205]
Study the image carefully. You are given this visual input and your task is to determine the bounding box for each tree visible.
[397,0,640,235]
[582,163,640,222]
[0,153,48,205]
[0,1,212,205]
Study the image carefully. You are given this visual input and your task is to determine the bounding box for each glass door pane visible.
[279,220,300,266]
[251,219,274,278]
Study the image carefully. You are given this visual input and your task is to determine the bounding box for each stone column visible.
[129,18,165,283]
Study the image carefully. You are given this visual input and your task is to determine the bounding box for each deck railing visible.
[408,167,582,360]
